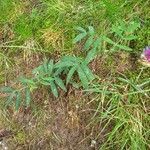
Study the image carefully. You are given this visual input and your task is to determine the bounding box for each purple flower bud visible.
[141,46,150,62]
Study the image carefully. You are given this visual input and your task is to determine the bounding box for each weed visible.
[0,53,95,110]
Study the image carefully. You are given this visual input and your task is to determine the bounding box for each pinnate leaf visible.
[54,77,67,92]
[49,81,58,98]
[73,32,87,44]
[66,66,77,84]
[15,92,21,111]
[77,66,89,88]
[25,88,31,107]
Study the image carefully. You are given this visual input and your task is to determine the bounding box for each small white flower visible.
[90,139,97,147]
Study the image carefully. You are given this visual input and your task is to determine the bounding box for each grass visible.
[87,70,150,149]
[0,0,150,150]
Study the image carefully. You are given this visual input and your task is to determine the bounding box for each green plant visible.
[111,20,140,41]
[0,0,15,23]
[0,85,31,111]
[32,59,67,97]
[0,59,67,110]
[0,53,95,110]
[0,22,139,110]
[0,51,12,69]
[54,55,95,89]
[73,21,140,55]
[86,73,150,150]
[0,32,98,109]
[102,0,123,22]
[14,14,33,40]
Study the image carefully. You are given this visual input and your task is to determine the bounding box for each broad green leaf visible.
[81,64,95,81]
[122,35,137,40]
[25,88,31,106]
[126,22,140,33]
[77,66,89,88]
[5,92,16,107]
[0,86,14,93]
[19,77,35,86]
[85,48,97,64]
[39,79,51,86]
[48,59,54,74]
[41,77,53,82]
[61,56,82,65]
[103,36,132,51]
[119,21,127,31]
[32,60,48,75]
[103,36,115,45]
[15,91,21,111]
[43,59,48,73]
[76,27,86,33]
[73,32,87,44]
[54,61,74,69]
[88,26,95,35]
[66,66,77,84]
[32,65,43,75]
[54,67,65,76]
[54,77,67,92]
[93,37,101,49]
[84,36,101,64]
[84,36,94,50]
[111,25,123,36]
[116,44,132,51]
[49,81,58,98]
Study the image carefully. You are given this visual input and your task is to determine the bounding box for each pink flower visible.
[141,46,150,62]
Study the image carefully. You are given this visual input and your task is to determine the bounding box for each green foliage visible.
[0,57,95,109]
[111,20,140,40]
[0,48,13,70]
[86,73,150,150]
[14,15,33,40]
[32,59,67,97]
[0,39,97,109]
[55,55,95,89]
[0,1,149,150]
[14,9,43,40]
[0,21,140,110]
[102,0,123,22]
[73,26,102,64]
[0,0,14,23]
[73,21,140,54]
[0,86,31,111]
[12,5,44,40]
